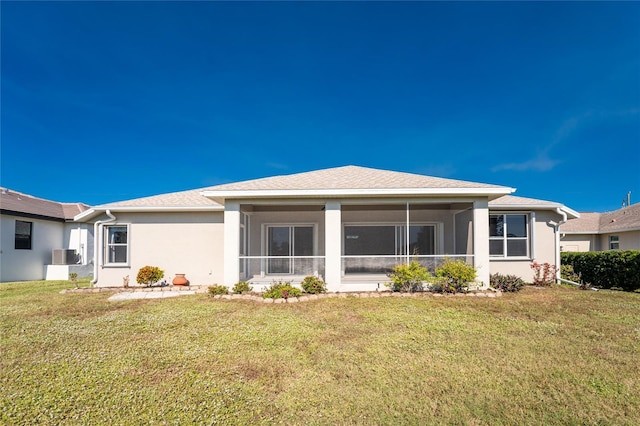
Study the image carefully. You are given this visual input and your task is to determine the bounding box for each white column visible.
[223,201,240,287]
[324,201,342,292]
[472,199,490,288]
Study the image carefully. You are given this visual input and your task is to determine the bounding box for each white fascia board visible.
[201,187,515,200]
[489,203,580,220]
[561,231,600,235]
[74,206,223,222]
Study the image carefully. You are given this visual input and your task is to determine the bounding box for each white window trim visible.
[103,224,130,267]
[489,212,532,260]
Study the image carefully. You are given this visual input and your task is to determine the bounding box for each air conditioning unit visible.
[52,249,77,265]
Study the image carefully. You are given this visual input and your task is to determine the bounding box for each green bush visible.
[136,266,164,287]
[301,276,327,294]
[232,281,253,294]
[561,251,640,291]
[560,264,582,283]
[208,284,229,296]
[386,261,431,292]
[490,273,525,292]
[263,281,302,299]
[435,259,476,293]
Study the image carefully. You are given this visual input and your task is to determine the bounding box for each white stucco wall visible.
[0,214,64,282]
[599,231,640,251]
[489,210,560,281]
[93,211,224,287]
[560,234,596,252]
[64,223,94,265]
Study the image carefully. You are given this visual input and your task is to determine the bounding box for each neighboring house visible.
[560,203,640,252]
[0,188,93,282]
[74,166,578,291]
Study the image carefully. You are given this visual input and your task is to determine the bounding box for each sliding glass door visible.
[267,226,314,274]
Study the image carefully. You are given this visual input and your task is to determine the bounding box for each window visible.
[266,225,314,274]
[609,235,619,250]
[15,220,32,250]
[105,225,128,264]
[489,214,529,257]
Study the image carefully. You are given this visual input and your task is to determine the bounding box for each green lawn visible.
[1,280,639,425]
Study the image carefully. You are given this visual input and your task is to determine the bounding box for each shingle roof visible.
[208,165,507,191]
[489,195,563,207]
[93,165,511,210]
[0,188,90,220]
[560,203,640,234]
[98,188,222,208]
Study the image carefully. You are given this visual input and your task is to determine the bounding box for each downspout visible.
[91,210,116,287]
[554,208,567,281]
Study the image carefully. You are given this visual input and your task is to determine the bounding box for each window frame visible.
[15,220,33,250]
[104,224,130,266]
[609,235,619,250]
[489,213,531,259]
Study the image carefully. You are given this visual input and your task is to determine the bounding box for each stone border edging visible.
[61,286,502,302]
[211,290,503,303]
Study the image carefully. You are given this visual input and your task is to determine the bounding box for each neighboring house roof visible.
[560,203,640,234]
[0,187,90,222]
[75,165,575,221]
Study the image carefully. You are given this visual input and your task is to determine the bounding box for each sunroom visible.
[219,198,492,292]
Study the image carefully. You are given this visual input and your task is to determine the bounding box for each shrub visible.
[69,273,78,286]
[136,266,164,287]
[208,284,229,296]
[263,280,302,299]
[490,273,525,292]
[560,264,582,283]
[530,262,558,286]
[232,281,253,294]
[301,276,327,294]
[434,259,476,293]
[386,261,431,292]
[561,251,640,292]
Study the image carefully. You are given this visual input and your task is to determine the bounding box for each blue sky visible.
[1,1,638,212]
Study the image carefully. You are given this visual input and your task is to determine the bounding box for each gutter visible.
[91,210,116,287]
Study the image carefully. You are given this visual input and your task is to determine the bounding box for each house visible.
[73,166,578,291]
[0,188,93,282]
[560,203,640,252]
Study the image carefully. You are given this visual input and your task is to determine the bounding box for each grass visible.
[1,280,639,425]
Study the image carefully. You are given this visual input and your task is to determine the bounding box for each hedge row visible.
[561,251,640,291]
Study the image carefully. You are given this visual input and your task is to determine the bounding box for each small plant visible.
[208,284,229,296]
[263,280,301,299]
[301,276,327,294]
[69,272,78,287]
[136,266,164,287]
[386,261,431,292]
[434,258,476,293]
[530,262,558,286]
[123,275,130,288]
[560,264,581,283]
[232,281,253,294]
[560,265,591,290]
[490,273,525,292]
